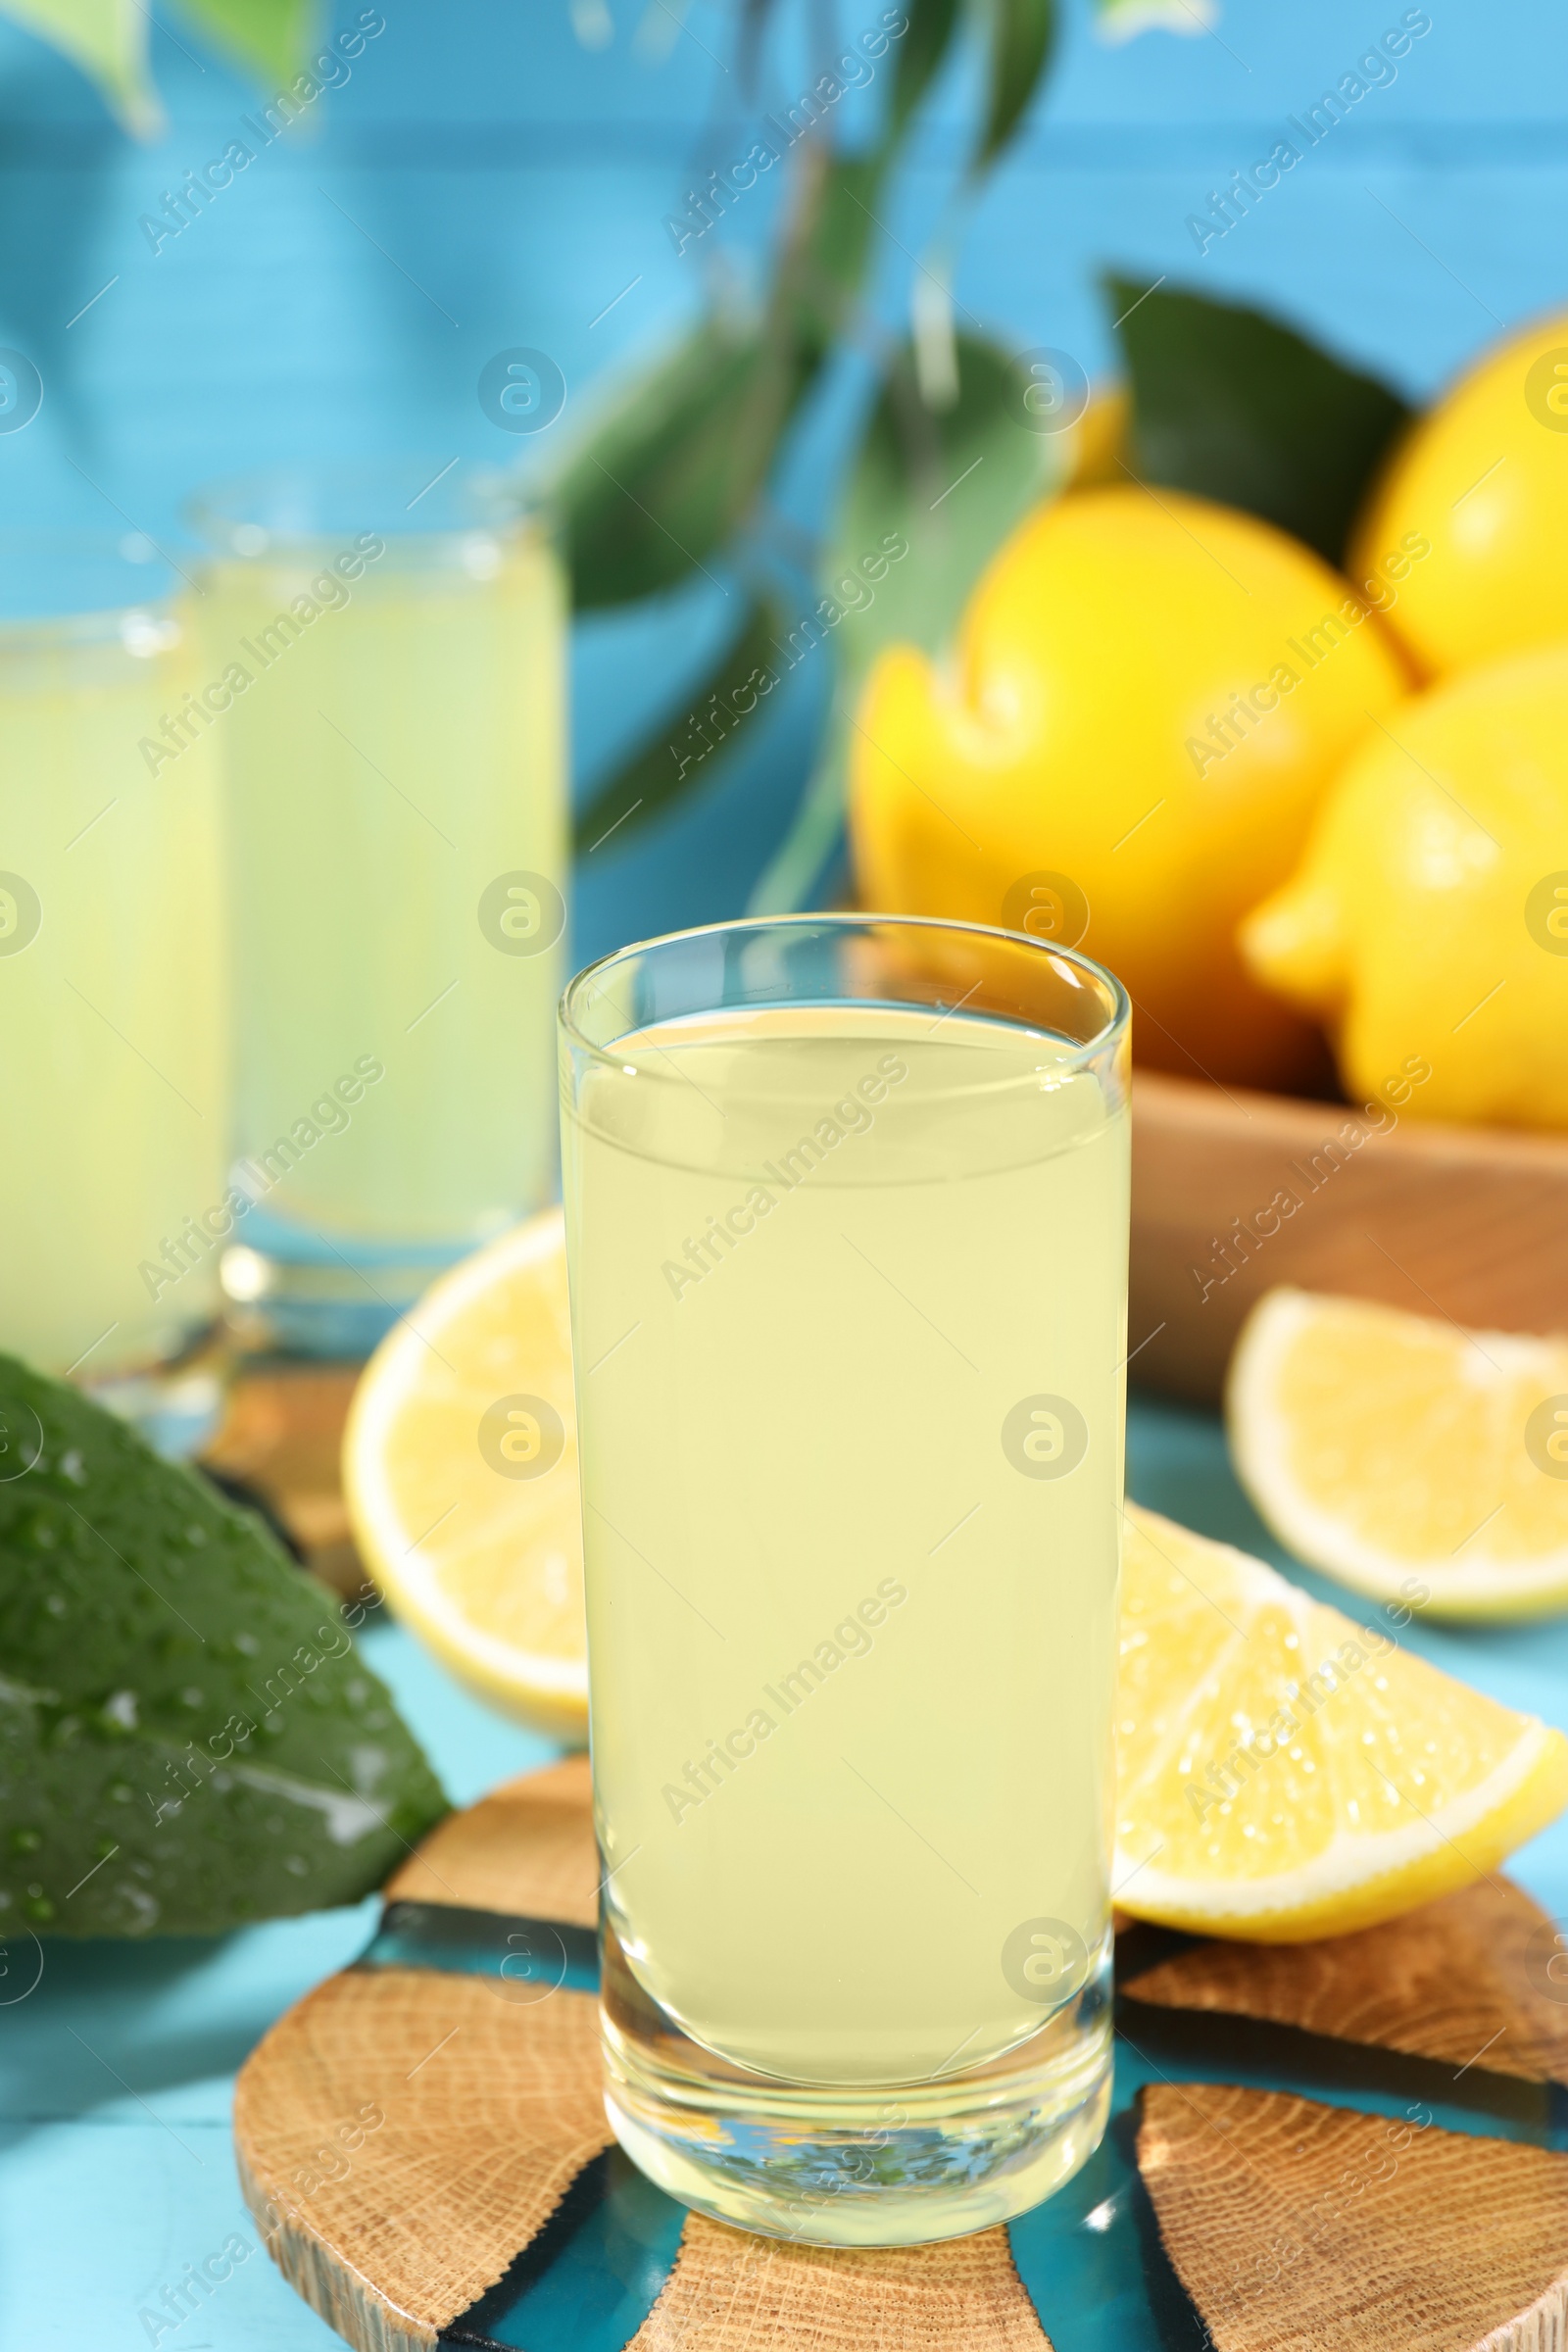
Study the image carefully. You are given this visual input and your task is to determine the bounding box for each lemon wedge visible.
[1114,1502,1568,1941]
[1227,1287,1568,1620]
[343,1207,588,1743]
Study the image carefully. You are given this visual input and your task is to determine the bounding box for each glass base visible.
[598,1922,1113,2248]
[219,1202,489,1358]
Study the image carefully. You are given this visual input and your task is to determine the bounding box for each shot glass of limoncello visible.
[560,914,1130,2245]
[0,534,228,1448]
[189,465,565,1353]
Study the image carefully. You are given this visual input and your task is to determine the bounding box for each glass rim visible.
[186,458,550,558]
[558,911,1131,1081]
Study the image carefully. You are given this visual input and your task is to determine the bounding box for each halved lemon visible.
[1227,1287,1568,1619]
[1114,1503,1568,1940]
[343,1207,588,1743]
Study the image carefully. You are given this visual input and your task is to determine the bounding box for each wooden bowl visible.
[1130,1071,1568,1403]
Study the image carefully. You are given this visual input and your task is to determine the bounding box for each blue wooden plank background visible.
[5,4,1568,2343]
[4,0,1565,955]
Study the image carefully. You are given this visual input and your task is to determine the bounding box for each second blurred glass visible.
[190,464,566,1354]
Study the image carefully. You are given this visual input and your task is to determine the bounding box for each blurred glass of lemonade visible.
[0,536,227,1403]
[190,466,566,1351]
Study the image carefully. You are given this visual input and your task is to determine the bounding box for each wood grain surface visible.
[628,2217,1048,2350]
[1125,1878,1568,2088]
[234,1965,612,2349]
[1138,2081,1568,2352]
[1129,1071,1568,1401]
[382,1754,598,1927]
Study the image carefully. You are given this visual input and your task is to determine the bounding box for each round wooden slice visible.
[234,1757,1568,2351]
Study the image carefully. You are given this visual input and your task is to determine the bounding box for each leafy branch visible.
[558,0,1067,870]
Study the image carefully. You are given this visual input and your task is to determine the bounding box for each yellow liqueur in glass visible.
[0,537,227,1443]
[560,916,1130,2246]
[191,466,566,1352]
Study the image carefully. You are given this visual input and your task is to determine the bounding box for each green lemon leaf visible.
[750,333,1060,912]
[834,334,1059,654]
[557,318,805,612]
[969,0,1057,173]
[170,0,317,86]
[563,128,903,615]
[573,591,791,854]
[1105,274,1412,566]
[0,1356,447,1937]
[883,0,961,149]
[0,0,158,134]
[788,150,885,355]
[561,141,858,615]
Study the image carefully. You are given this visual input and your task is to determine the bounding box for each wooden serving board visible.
[235,1757,1568,2352]
[1130,1070,1568,1402]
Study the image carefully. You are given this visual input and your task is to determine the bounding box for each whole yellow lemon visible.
[1241,643,1568,1129]
[1351,309,1568,679]
[850,485,1409,1087]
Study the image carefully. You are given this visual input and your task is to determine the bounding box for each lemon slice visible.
[343,1207,588,1743]
[1227,1287,1568,1620]
[1114,1503,1568,1940]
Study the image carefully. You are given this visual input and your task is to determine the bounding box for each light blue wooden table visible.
[5,1394,1567,2351]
